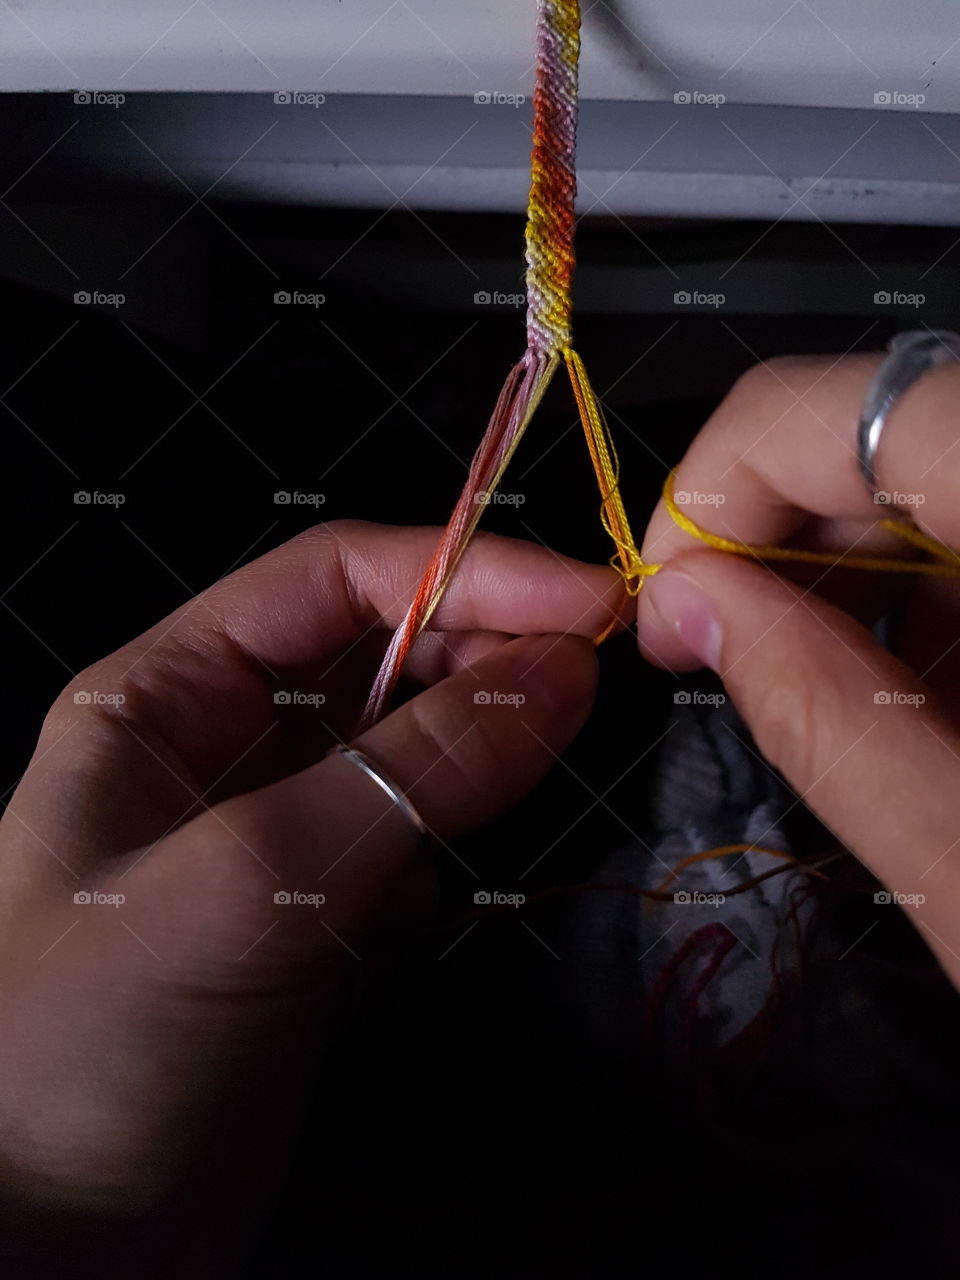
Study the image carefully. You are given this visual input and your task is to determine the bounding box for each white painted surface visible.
[1,0,959,110]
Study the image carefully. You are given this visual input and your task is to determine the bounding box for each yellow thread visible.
[874,514,960,565]
[654,844,821,893]
[564,347,648,594]
[451,0,960,650]
[654,469,960,580]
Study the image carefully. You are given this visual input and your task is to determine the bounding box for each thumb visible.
[139,632,597,952]
[638,549,960,984]
[1,633,596,1243]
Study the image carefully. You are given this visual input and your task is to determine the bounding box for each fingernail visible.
[647,571,723,672]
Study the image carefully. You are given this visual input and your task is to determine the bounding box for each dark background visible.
[4,93,960,1278]
[6,198,949,783]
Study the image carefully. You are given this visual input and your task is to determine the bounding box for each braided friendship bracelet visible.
[360,0,960,731]
[361,0,642,730]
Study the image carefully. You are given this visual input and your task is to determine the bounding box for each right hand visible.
[636,352,960,989]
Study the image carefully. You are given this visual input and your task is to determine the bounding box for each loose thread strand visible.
[656,469,960,580]
[359,351,559,730]
[564,346,648,593]
[361,0,958,732]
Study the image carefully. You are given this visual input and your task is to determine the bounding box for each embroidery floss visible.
[360,0,960,732]
[657,468,960,580]
[362,0,644,729]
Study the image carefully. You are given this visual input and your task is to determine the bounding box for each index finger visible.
[124,518,627,680]
[639,351,960,665]
[642,351,960,567]
[11,523,624,869]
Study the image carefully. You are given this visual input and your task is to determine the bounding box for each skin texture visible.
[0,521,627,1276]
[5,350,960,1272]
[637,354,960,991]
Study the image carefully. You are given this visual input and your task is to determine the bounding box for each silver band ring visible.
[858,329,960,494]
[328,744,430,847]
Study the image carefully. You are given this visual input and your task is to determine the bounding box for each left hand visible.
[0,519,625,1276]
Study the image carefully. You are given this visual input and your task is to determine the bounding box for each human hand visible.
[636,353,960,989]
[0,520,624,1276]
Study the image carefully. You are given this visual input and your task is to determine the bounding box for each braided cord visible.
[361,0,639,729]
[525,0,580,355]
[362,0,960,736]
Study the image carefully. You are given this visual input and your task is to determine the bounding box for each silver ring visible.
[328,745,430,847]
[858,329,960,493]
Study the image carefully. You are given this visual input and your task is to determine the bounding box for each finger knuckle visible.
[43,665,121,736]
[406,696,501,808]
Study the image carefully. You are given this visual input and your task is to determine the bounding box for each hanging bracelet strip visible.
[361,0,645,731]
[359,2,960,734]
